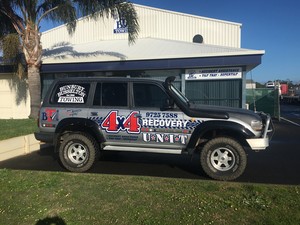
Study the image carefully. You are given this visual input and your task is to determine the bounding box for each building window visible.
[186,79,242,108]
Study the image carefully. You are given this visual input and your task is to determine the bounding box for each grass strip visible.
[0,119,37,140]
[0,169,299,225]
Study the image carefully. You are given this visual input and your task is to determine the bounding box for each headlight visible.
[251,120,263,131]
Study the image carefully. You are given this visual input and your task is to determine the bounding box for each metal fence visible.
[246,88,280,119]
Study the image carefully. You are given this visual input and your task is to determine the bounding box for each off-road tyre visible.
[59,132,99,172]
[200,137,247,181]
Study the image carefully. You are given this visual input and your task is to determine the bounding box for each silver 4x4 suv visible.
[35,76,273,180]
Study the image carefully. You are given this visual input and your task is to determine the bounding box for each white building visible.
[0,4,264,118]
[0,69,30,119]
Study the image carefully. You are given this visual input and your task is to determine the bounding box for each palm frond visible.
[37,0,77,34]
[74,0,139,43]
[116,2,139,44]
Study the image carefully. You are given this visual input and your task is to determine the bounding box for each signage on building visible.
[114,18,128,34]
[185,67,242,80]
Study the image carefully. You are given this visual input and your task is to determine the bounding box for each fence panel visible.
[246,88,280,119]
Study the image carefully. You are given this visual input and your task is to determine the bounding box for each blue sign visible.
[114,18,128,33]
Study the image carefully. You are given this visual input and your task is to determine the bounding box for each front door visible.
[132,82,189,149]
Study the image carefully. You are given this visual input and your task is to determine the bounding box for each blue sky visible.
[41,0,300,83]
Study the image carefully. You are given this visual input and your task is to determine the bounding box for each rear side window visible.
[51,83,90,104]
[102,82,128,107]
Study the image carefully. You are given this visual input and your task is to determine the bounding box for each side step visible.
[103,145,182,154]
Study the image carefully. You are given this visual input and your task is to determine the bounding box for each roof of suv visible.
[53,76,165,84]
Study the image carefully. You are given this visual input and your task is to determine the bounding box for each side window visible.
[51,83,90,104]
[102,82,128,107]
[133,83,168,108]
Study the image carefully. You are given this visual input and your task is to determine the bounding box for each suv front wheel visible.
[58,133,98,172]
[200,137,247,181]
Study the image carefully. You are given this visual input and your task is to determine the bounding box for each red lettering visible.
[101,111,141,134]
[101,111,118,132]
[123,111,141,133]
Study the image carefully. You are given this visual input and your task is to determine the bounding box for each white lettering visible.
[169,135,174,143]
[142,133,188,145]
[165,120,172,127]
[182,121,189,128]
[180,135,188,144]
[142,133,150,142]
[58,97,84,103]
[156,134,164,143]
[142,119,189,129]
[171,121,177,127]
[149,119,154,126]
[159,120,165,127]
[142,120,148,126]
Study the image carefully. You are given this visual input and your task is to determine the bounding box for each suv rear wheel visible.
[59,133,98,172]
[200,137,247,181]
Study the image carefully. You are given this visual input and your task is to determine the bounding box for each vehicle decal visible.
[142,118,202,129]
[57,84,86,103]
[142,118,187,129]
[89,116,104,125]
[90,111,202,134]
[101,111,141,134]
[42,108,59,122]
[107,135,138,141]
[145,112,178,118]
[66,109,82,116]
[143,133,188,144]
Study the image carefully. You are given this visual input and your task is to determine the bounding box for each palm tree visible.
[0,0,139,118]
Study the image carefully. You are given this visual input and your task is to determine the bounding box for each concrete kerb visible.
[0,134,42,162]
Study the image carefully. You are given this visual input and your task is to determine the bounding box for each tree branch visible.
[37,6,59,27]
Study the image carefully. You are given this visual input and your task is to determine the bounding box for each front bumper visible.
[246,113,274,151]
[246,137,269,150]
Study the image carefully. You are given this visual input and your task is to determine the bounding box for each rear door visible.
[89,81,133,144]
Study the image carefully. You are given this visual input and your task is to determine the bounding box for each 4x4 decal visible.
[101,111,141,134]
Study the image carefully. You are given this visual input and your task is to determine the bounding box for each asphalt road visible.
[1,103,299,185]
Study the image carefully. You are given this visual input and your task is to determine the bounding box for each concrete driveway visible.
[0,104,299,185]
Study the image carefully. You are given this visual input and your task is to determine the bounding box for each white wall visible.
[41,4,241,49]
[0,73,30,119]
[0,134,40,161]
